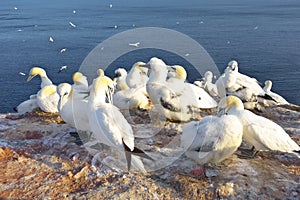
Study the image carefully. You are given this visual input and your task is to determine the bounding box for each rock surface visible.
[0,105,299,199]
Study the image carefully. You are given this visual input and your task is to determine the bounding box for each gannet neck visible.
[41,77,53,88]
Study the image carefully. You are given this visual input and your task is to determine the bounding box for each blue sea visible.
[1,0,299,113]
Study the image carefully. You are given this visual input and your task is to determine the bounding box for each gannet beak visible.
[79,91,90,99]
[27,74,35,82]
[58,96,64,112]
[217,107,226,117]
[140,63,150,69]
[166,66,175,71]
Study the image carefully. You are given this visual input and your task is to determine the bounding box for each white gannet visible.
[113,87,151,110]
[203,71,218,97]
[218,96,300,153]
[60,48,67,53]
[145,58,215,122]
[58,65,68,73]
[14,95,39,114]
[72,72,89,97]
[49,36,54,43]
[88,76,152,172]
[19,72,26,76]
[113,66,150,110]
[129,42,140,47]
[69,21,76,28]
[167,65,218,109]
[126,61,149,88]
[37,84,59,113]
[261,80,289,105]
[57,83,90,131]
[113,68,129,91]
[181,114,243,165]
[216,60,271,103]
[27,67,53,88]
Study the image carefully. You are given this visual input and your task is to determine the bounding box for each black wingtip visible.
[13,107,18,112]
[122,140,132,171]
[259,94,277,102]
[131,147,154,161]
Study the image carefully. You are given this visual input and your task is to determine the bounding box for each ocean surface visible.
[0,0,299,113]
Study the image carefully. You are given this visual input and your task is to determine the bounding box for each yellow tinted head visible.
[174,65,187,80]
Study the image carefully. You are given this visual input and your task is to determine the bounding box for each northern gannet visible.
[88,76,152,172]
[126,61,149,89]
[181,114,243,165]
[27,67,53,88]
[113,68,129,91]
[57,83,90,131]
[218,96,300,153]
[261,80,289,105]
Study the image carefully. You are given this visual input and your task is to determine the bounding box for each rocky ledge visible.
[0,104,299,199]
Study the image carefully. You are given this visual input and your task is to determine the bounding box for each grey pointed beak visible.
[217,107,226,117]
[27,74,35,82]
[140,63,150,69]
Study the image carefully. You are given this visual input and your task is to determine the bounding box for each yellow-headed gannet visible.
[27,67,53,88]
[88,76,152,172]
[218,96,300,153]
[181,114,243,165]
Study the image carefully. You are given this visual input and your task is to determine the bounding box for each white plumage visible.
[218,96,300,152]
[181,114,243,164]
[88,76,149,172]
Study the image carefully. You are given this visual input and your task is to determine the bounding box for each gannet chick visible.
[126,61,149,88]
[88,76,152,172]
[203,71,218,97]
[218,96,300,153]
[37,84,59,113]
[261,80,289,105]
[57,83,90,131]
[27,67,52,88]
[181,114,243,168]
[113,68,129,91]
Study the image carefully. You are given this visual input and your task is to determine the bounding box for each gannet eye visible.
[64,92,68,96]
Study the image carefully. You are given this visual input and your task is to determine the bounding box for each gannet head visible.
[204,71,213,81]
[72,72,87,85]
[97,69,105,77]
[227,60,238,72]
[92,76,115,103]
[264,80,272,91]
[133,61,148,74]
[57,83,72,111]
[173,65,187,81]
[27,67,47,82]
[217,95,244,116]
[113,68,127,78]
[39,84,57,98]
